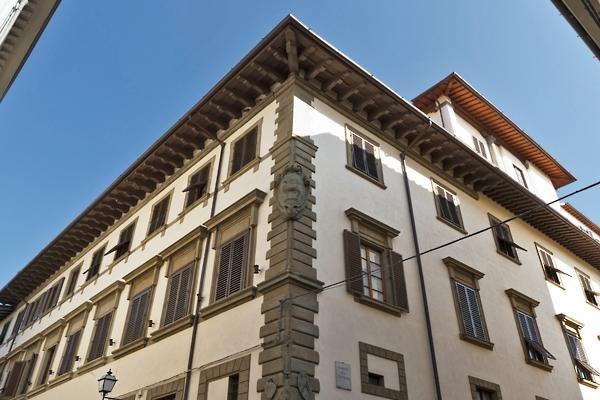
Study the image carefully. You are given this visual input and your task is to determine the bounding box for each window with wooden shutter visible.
[535,245,570,286]
[578,273,599,306]
[230,127,258,175]
[37,345,57,385]
[472,136,488,160]
[513,164,528,188]
[87,311,113,362]
[0,320,10,344]
[455,282,487,341]
[163,266,193,326]
[123,288,152,345]
[346,128,383,184]
[86,246,106,281]
[556,315,599,383]
[342,223,407,314]
[106,222,136,260]
[214,232,249,301]
[184,165,210,207]
[64,265,81,299]
[3,361,26,398]
[489,215,525,262]
[17,353,37,394]
[148,196,170,236]
[57,330,82,375]
[45,278,65,313]
[432,181,464,230]
[227,374,239,400]
[516,310,555,365]
[10,310,24,337]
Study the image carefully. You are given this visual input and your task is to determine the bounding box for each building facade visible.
[0,16,598,400]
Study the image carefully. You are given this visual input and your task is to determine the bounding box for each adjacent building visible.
[0,15,598,400]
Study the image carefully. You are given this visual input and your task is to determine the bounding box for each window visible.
[343,208,407,314]
[122,287,152,345]
[346,127,383,183]
[37,345,57,385]
[17,352,38,394]
[468,376,502,400]
[432,181,464,230]
[444,257,491,348]
[214,232,249,301]
[106,222,136,260]
[472,136,488,160]
[10,310,24,337]
[163,244,195,326]
[227,374,239,400]
[148,195,170,236]
[536,245,570,286]
[184,165,210,207]
[87,311,113,362]
[64,265,81,299]
[57,329,82,375]
[578,273,598,307]
[556,314,600,385]
[489,215,525,262]
[359,342,407,400]
[360,245,384,302]
[3,361,26,398]
[230,126,258,176]
[513,165,528,188]
[86,245,106,281]
[0,320,11,344]
[506,289,555,370]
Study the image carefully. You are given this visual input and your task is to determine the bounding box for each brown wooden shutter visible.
[343,230,363,295]
[11,310,25,337]
[37,346,56,385]
[163,272,181,325]
[215,241,233,301]
[18,353,37,394]
[124,289,151,344]
[58,330,81,375]
[3,361,26,397]
[364,141,378,179]
[229,233,248,295]
[48,278,64,311]
[390,251,408,311]
[174,265,193,321]
[88,312,112,361]
[242,128,257,166]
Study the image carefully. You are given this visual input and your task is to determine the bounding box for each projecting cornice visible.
[2,15,599,311]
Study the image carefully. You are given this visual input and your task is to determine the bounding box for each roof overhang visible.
[412,72,576,188]
[562,202,600,236]
[551,0,600,60]
[1,15,598,312]
[0,0,62,102]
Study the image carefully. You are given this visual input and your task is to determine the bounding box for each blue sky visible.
[1,1,598,286]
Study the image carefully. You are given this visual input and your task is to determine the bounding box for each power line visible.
[285,179,600,303]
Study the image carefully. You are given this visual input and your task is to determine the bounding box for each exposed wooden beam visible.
[284,28,299,74]
[354,98,375,113]
[368,108,390,123]
[237,75,270,96]
[209,101,239,120]
[157,148,184,168]
[197,112,228,131]
[252,61,285,82]
[147,157,175,176]
[340,82,364,102]
[186,118,217,140]
[306,59,330,80]
[298,46,315,62]
[129,176,157,192]
[166,138,195,159]
[323,71,351,92]
[111,191,139,207]
[222,87,253,109]
[382,115,406,131]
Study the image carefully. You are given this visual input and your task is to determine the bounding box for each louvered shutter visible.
[88,312,112,361]
[163,272,181,325]
[343,230,363,295]
[215,242,232,301]
[242,129,257,166]
[38,346,56,385]
[174,266,193,321]
[517,311,538,342]
[566,333,588,362]
[389,251,408,311]
[455,282,486,340]
[11,310,24,336]
[3,361,26,397]
[123,295,141,345]
[364,141,378,179]
[18,354,37,394]
[229,234,248,295]
[124,289,150,344]
[58,330,81,375]
[231,138,245,174]
[351,135,366,173]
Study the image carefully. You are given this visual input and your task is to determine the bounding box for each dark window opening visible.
[148,196,170,235]
[227,374,239,400]
[367,372,385,387]
[351,133,379,180]
[184,166,210,207]
[86,246,106,281]
[106,222,136,260]
[231,128,258,175]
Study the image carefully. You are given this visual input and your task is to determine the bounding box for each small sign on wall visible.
[335,361,351,391]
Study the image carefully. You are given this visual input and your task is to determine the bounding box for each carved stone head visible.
[274,163,310,220]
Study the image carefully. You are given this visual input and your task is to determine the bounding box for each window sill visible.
[150,315,194,343]
[459,334,494,350]
[222,157,261,190]
[81,273,100,290]
[77,356,107,375]
[526,358,553,372]
[354,294,404,316]
[112,337,148,359]
[496,250,521,265]
[143,225,167,246]
[345,164,386,189]
[436,216,467,234]
[544,278,565,290]
[578,377,599,389]
[48,371,73,388]
[585,300,600,310]
[178,193,211,222]
[362,382,403,399]
[27,384,48,397]
[201,286,258,320]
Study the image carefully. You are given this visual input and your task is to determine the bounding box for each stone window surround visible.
[197,354,251,400]
[200,189,266,320]
[345,208,406,315]
[431,178,467,234]
[443,257,493,350]
[575,268,600,309]
[222,119,263,191]
[505,288,553,372]
[358,341,407,400]
[534,242,566,289]
[147,376,185,400]
[344,124,386,189]
[468,376,502,400]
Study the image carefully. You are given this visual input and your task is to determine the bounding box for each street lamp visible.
[98,369,118,400]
